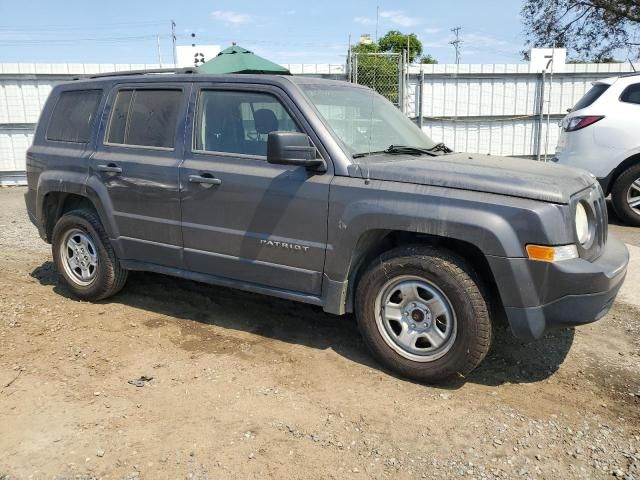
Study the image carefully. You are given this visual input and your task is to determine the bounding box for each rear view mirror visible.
[267,132,326,171]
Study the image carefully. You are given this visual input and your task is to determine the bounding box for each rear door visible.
[89,83,189,268]
[179,83,332,295]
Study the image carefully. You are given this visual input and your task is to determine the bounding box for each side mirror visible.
[267,132,326,171]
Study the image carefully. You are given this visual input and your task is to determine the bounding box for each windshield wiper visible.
[353,144,452,159]
[425,142,453,154]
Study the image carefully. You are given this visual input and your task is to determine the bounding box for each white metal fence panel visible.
[0,129,34,181]
[0,80,54,124]
[1,61,639,184]
[0,63,163,184]
[420,119,562,157]
[408,63,638,158]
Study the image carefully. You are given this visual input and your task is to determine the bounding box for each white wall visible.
[1,60,638,184]
[407,62,638,157]
[0,63,163,184]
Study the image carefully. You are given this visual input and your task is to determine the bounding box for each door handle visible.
[188,174,222,186]
[97,164,122,174]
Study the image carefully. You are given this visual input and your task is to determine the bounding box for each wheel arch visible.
[605,153,640,195]
[41,191,113,244]
[343,230,504,319]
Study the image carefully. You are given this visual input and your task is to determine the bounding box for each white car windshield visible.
[297,82,437,159]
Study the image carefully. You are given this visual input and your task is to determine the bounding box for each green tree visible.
[349,31,438,105]
[351,42,379,55]
[420,54,439,64]
[522,0,640,62]
[350,45,401,104]
[378,30,423,63]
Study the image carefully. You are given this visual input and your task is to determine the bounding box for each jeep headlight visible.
[575,201,591,245]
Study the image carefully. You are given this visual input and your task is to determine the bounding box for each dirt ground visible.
[1,186,639,480]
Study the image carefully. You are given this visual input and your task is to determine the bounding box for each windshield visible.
[296,82,436,159]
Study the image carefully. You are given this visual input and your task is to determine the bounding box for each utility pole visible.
[347,33,352,81]
[450,26,462,64]
[171,20,177,67]
[156,35,163,67]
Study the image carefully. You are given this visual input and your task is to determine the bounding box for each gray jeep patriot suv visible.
[25,70,629,383]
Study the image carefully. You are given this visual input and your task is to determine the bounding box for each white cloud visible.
[211,10,252,25]
[379,10,422,28]
[424,32,510,50]
[355,10,423,28]
[354,16,376,25]
[463,33,508,48]
[423,27,441,35]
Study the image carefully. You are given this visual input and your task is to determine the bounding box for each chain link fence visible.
[348,52,405,110]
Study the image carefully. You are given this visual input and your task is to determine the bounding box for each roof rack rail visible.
[73,67,199,80]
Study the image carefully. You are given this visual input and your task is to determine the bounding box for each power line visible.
[0,34,164,46]
[0,20,166,32]
[174,34,345,49]
[450,26,463,64]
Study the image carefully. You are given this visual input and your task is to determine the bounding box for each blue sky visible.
[0,1,525,65]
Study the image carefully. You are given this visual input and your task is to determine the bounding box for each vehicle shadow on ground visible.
[31,261,574,389]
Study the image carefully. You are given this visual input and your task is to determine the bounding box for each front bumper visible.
[489,237,629,340]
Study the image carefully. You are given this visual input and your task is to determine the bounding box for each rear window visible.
[106,89,182,149]
[573,84,609,111]
[46,89,102,143]
[620,83,640,104]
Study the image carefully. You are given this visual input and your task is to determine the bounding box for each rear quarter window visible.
[572,84,609,111]
[620,83,640,104]
[46,89,103,143]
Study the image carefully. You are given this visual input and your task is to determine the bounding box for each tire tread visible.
[52,208,128,301]
[355,245,492,383]
[611,163,640,227]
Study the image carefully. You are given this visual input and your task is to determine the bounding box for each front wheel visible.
[611,163,640,227]
[355,245,492,383]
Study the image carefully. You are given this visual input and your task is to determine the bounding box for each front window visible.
[194,90,300,157]
[296,83,436,159]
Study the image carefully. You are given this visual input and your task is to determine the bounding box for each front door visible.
[179,85,331,295]
[90,84,189,268]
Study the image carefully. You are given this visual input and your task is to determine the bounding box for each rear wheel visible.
[611,163,640,227]
[51,209,128,301]
[355,245,492,383]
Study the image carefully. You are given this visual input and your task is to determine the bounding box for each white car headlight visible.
[575,202,591,245]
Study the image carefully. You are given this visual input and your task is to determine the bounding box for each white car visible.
[555,73,640,226]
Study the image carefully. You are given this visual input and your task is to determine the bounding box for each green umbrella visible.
[198,45,290,74]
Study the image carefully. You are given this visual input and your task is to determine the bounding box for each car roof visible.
[67,70,363,90]
[593,72,640,87]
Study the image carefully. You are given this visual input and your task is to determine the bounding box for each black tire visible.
[355,245,492,383]
[51,209,128,301]
[611,163,640,227]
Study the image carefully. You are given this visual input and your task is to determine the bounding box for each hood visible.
[350,152,595,204]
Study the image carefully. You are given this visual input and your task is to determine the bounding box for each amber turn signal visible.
[526,244,579,262]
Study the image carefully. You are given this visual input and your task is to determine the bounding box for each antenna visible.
[449,26,462,64]
[629,59,637,72]
[171,20,177,66]
[375,5,379,43]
